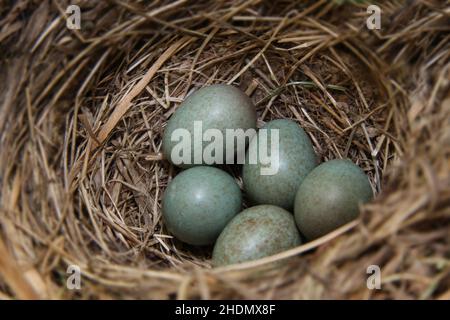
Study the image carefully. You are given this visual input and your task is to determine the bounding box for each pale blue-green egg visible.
[162,84,256,167]
[294,159,373,240]
[162,166,242,245]
[242,119,317,210]
[212,205,301,267]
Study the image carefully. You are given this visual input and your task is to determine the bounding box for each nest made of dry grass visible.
[0,0,449,300]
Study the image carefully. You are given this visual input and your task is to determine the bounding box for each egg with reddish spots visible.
[212,205,301,267]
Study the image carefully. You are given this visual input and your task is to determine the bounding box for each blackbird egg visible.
[294,159,373,240]
[162,166,242,245]
[242,119,317,210]
[212,205,301,267]
[162,84,257,167]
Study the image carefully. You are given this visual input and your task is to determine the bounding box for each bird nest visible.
[0,1,449,299]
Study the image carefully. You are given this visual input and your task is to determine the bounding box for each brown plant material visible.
[0,0,449,299]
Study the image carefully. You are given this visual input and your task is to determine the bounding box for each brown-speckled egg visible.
[212,205,301,267]
[162,166,242,245]
[242,119,317,210]
[294,159,373,240]
[162,84,256,167]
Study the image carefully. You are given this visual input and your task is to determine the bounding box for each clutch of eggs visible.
[160,84,373,266]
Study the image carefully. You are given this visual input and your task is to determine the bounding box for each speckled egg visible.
[162,84,257,167]
[242,119,317,210]
[294,159,373,240]
[162,166,242,245]
[212,205,301,267]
